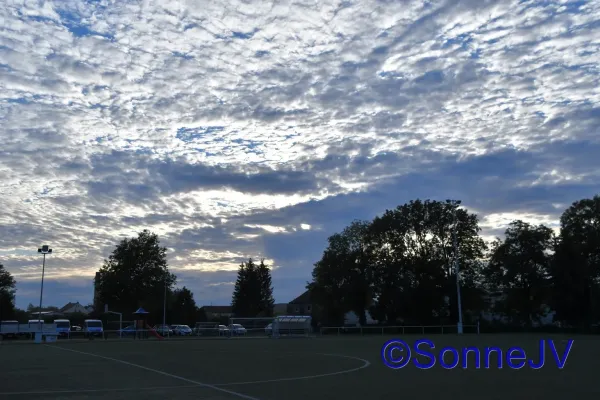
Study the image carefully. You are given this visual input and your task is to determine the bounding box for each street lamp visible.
[452,205,464,334]
[163,276,167,334]
[37,245,52,331]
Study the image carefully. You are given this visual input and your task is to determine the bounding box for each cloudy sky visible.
[1,0,599,310]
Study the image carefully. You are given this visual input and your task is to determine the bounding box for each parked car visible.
[218,325,229,336]
[172,325,192,336]
[119,325,136,336]
[71,325,82,332]
[228,324,247,336]
[154,324,173,336]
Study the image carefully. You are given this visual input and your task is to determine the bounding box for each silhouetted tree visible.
[484,220,554,326]
[231,259,261,317]
[0,263,17,321]
[94,230,176,317]
[168,287,198,325]
[551,195,600,329]
[257,259,275,317]
[309,199,487,326]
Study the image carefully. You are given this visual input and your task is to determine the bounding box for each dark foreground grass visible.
[0,334,597,399]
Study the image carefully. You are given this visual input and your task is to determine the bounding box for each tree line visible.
[2,194,598,331]
[307,195,600,331]
[0,230,275,326]
[93,230,275,324]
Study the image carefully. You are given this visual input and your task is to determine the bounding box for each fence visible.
[319,323,480,336]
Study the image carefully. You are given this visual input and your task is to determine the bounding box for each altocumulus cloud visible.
[0,0,599,308]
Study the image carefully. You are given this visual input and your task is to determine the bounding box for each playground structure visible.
[132,307,163,340]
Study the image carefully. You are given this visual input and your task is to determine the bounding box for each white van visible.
[0,320,19,338]
[54,319,70,337]
[28,319,44,329]
[84,319,103,337]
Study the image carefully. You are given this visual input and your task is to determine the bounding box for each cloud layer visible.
[1,0,599,309]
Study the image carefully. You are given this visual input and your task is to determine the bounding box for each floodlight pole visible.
[162,277,167,334]
[37,245,52,332]
[453,206,464,334]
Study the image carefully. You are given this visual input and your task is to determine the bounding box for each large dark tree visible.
[168,287,198,326]
[368,199,487,325]
[309,220,373,326]
[551,195,600,328]
[484,220,554,326]
[231,259,261,317]
[0,263,17,320]
[94,230,176,319]
[231,258,274,318]
[309,199,487,326]
[257,259,275,317]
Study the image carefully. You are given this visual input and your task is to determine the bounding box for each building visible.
[287,290,312,315]
[59,302,90,315]
[93,272,100,306]
[273,303,287,316]
[199,306,234,320]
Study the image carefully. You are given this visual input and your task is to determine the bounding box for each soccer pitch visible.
[0,334,597,399]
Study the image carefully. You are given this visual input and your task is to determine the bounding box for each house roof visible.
[289,290,310,304]
[200,306,232,313]
[59,302,81,312]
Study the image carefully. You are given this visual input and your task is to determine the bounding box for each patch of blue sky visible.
[232,29,259,39]
[172,52,194,60]
[54,8,114,40]
[6,97,36,104]
[176,126,225,142]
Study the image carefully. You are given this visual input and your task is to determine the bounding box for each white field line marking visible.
[0,385,199,396]
[46,345,260,400]
[212,353,371,386]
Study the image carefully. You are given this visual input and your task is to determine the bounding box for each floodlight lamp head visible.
[38,245,51,254]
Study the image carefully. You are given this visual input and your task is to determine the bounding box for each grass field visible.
[0,334,597,399]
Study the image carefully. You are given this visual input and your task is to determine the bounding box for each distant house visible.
[93,272,100,306]
[273,303,287,316]
[287,290,312,316]
[60,302,90,315]
[200,306,234,320]
[30,310,64,318]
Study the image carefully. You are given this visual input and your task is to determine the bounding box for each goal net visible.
[229,316,313,338]
[193,322,220,336]
[228,317,274,337]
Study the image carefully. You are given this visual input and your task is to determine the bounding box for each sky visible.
[0,0,599,310]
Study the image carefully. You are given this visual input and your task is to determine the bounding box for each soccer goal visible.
[228,317,274,337]
[193,322,220,336]
[228,316,313,338]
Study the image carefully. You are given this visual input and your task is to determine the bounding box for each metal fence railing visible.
[319,324,480,336]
